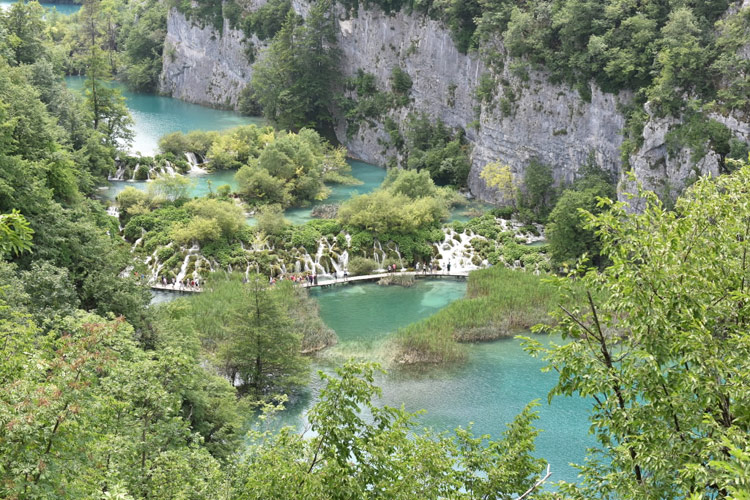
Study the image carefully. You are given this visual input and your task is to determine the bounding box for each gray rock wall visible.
[159,3,750,204]
[160,10,256,109]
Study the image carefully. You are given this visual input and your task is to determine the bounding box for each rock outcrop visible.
[160,10,256,109]
[159,3,750,204]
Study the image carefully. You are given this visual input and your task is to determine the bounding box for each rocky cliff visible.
[160,10,255,109]
[160,3,750,204]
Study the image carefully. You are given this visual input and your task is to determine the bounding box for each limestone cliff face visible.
[160,10,256,109]
[159,4,750,204]
[333,9,628,204]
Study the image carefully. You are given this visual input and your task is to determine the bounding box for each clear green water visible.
[248,159,387,226]
[449,199,496,222]
[65,76,262,155]
[1,0,80,15]
[98,169,240,201]
[98,159,386,224]
[275,279,592,485]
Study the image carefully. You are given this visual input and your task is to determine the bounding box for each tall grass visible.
[393,267,562,365]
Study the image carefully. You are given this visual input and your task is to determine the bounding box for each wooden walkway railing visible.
[149,271,470,293]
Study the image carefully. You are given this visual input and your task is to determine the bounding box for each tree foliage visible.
[339,169,455,236]
[0,210,34,258]
[545,162,615,268]
[525,162,750,498]
[234,361,546,499]
[251,0,340,132]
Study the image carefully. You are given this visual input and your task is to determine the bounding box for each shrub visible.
[347,256,378,276]
[390,66,413,94]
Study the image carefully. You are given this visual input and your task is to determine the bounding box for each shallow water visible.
[0,0,80,15]
[65,76,262,155]
[280,279,592,485]
[151,278,591,484]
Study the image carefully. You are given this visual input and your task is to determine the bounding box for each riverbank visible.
[393,266,561,365]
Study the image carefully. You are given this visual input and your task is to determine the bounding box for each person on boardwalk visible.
[447,261,451,274]
[416,262,420,273]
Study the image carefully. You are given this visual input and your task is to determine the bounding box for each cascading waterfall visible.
[393,245,404,270]
[175,244,200,282]
[163,161,176,176]
[339,250,349,271]
[433,229,483,273]
[130,228,146,253]
[185,152,208,174]
[315,239,329,275]
[109,164,128,181]
[372,240,386,269]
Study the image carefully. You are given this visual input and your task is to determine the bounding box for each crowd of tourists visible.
[157,276,202,290]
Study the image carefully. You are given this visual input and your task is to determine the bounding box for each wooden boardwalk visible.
[300,271,469,289]
[149,271,470,293]
[151,284,203,293]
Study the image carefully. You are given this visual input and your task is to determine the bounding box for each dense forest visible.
[2,0,750,498]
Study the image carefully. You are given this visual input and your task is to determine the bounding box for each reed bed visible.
[393,267,561,365]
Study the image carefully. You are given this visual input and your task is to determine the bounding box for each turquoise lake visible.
[66,76,262,155]
[269,279,593,486]
[0,0,80,15]
[152,280,591,484]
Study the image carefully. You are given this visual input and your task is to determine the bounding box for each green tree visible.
[525,163,750,498]
[121,0,167,92]
[236,165,291,206]
[80,0,134,152]
[233,361,547,499]
[146,173,194,201]
[187,274,308,398]
[251,0,340,132]
[0,210,34,258]
[2,0,47,66]
[545,162,614,268]
[255,203,289,236]
[545,186,607,268]
[517,159,556,221]
[647,8,708,115]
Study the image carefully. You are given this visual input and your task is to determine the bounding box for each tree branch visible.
[515,464,551,500]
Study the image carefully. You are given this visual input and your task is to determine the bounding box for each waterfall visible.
[107,206,120,218]
[175,244,200,282]
[300,251,317,274]
[109,164,127,181]
[164,161,176,176]
[315,240,329,276]
[130,236,143,253]
[372,240,386,269]
[393,245,404,270]
[433,229,482,273]
[185,152,198,168]
[330,256,342,276]
[130,228,146,253]
[131,164,139,181]
[339,250,349,270]
[185,152,208,175]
